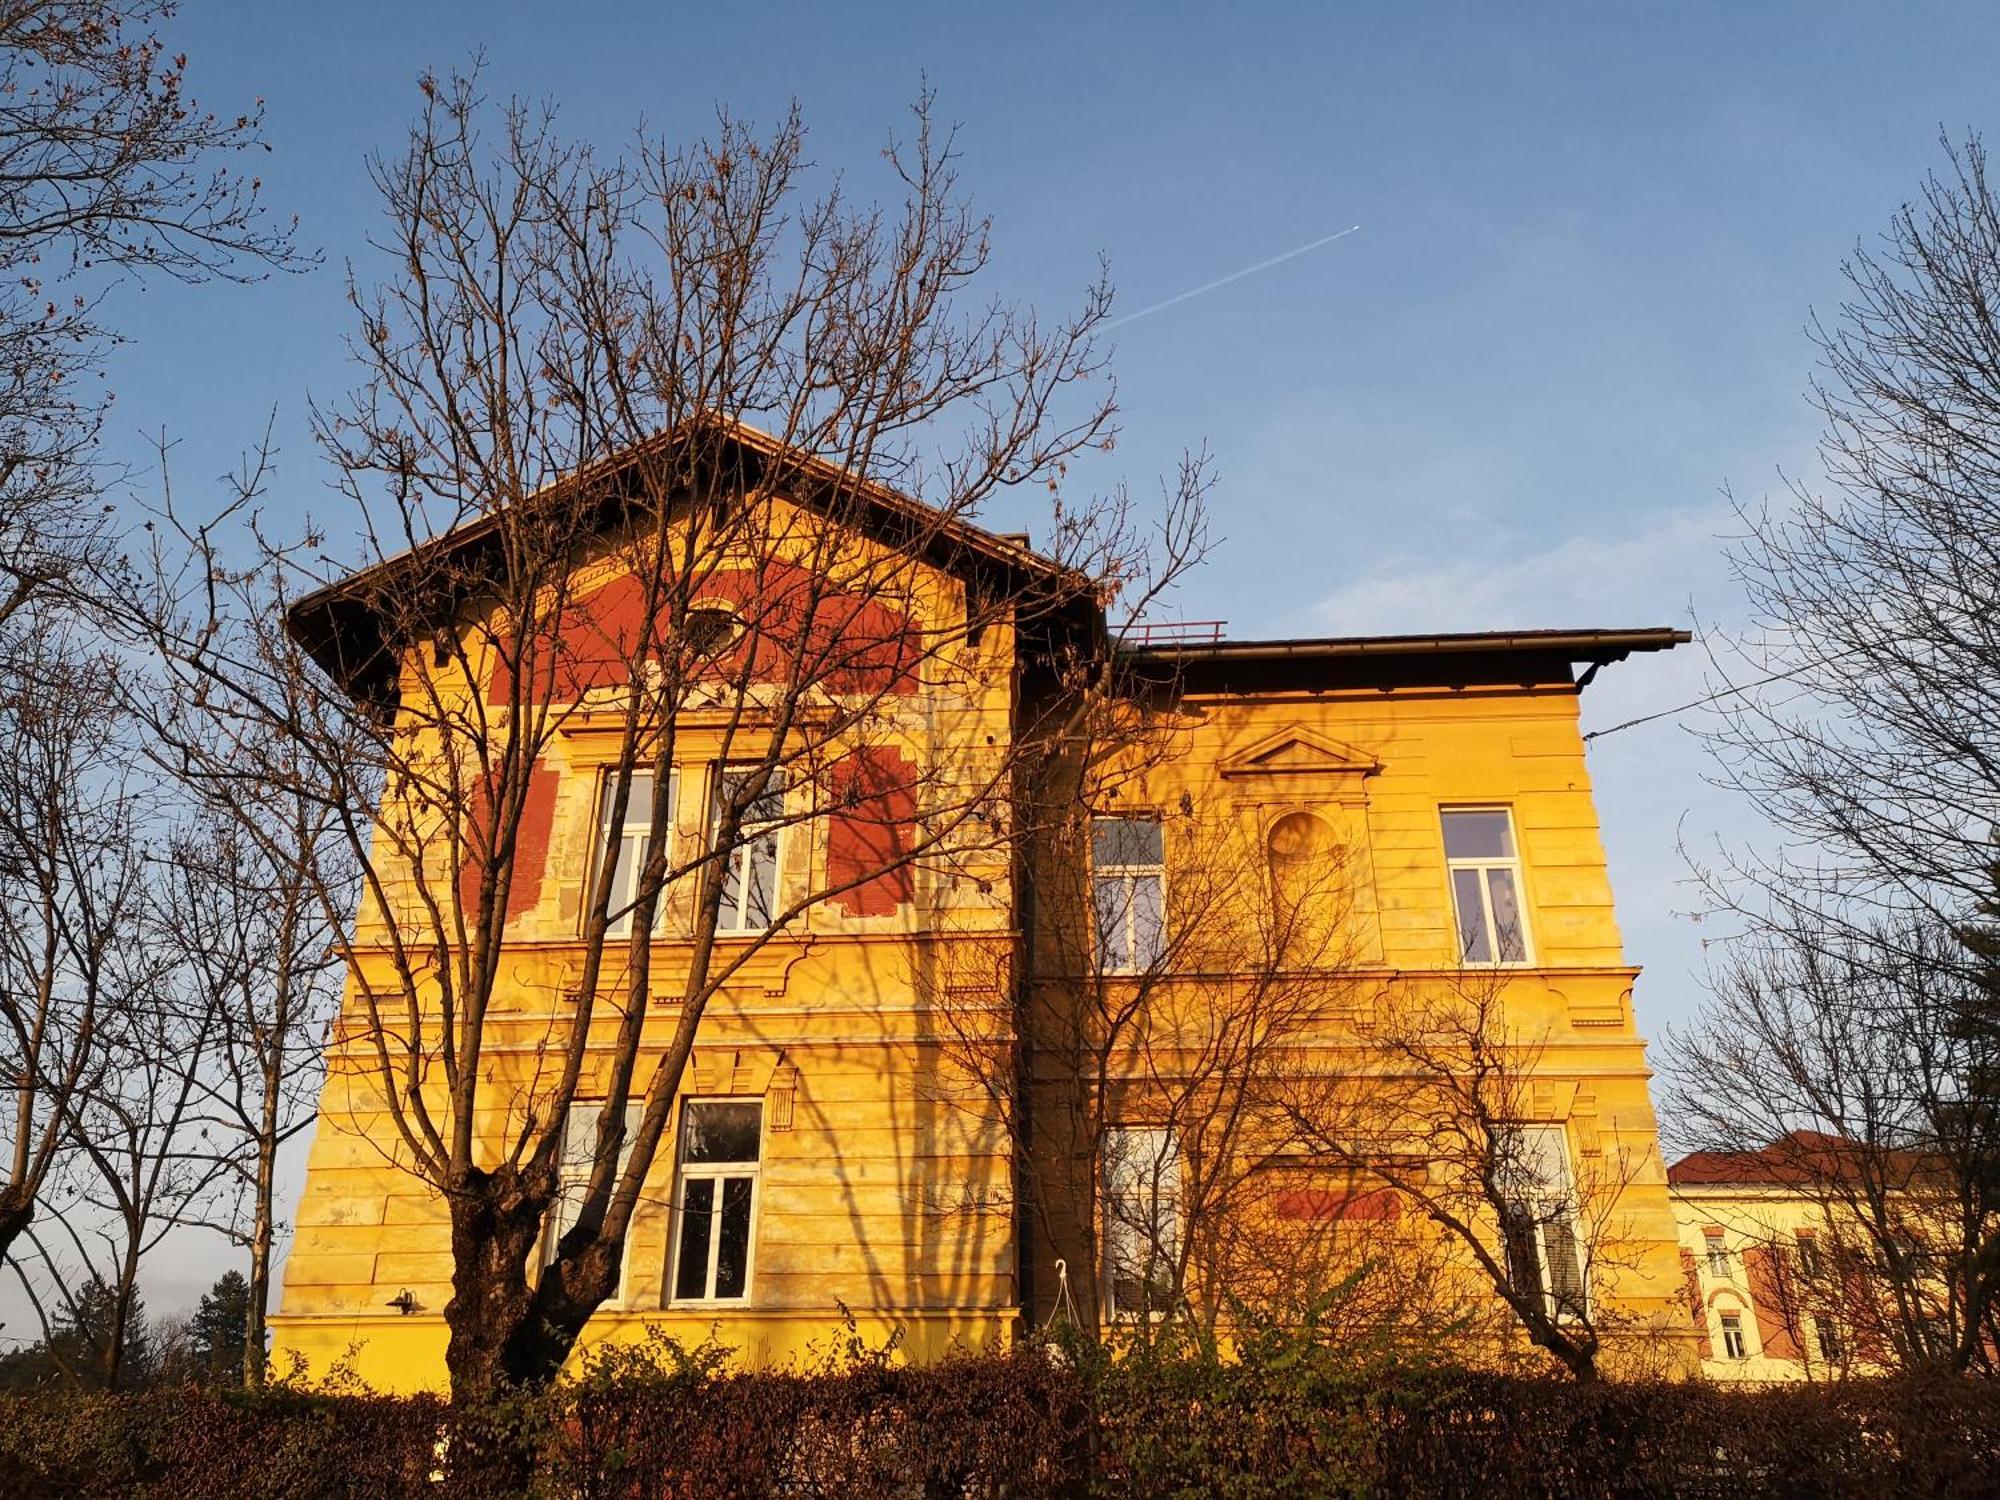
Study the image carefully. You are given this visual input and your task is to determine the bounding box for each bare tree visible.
[159,798,351,1386]
[931,670,1383,1345]
[0,617,150,1271]
[1667,921,2000,1373]
[1284,978,1655,1380]
[19,934,232,1391]
[0,0,300,626]
[128,74,1203,1398]
[1677,130,2000,1374]
[1703,131,2000,942]
[1,0,300,1294]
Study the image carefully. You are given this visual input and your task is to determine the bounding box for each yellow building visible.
[1669,1132,1927,1381]
[269,424,1693,1389]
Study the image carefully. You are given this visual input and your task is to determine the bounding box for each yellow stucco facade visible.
[269,432,1693,1390]
[1666,1135,1945,1381]
[1670,1180,1848,1381]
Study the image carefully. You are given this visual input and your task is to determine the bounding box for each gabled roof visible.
[284,413,1086,701]
[283,410,1691,706]
[1668,1129,1931,1189]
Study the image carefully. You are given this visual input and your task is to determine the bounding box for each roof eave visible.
[1120,626,1692,666]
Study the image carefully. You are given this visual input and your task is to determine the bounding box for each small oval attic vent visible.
[682,601,743,657]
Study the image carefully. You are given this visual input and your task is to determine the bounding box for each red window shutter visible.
[1745,1245,1803,1360]
[508,762,562,920]
[825,746,916,917]
[1680,1250,1713,1358]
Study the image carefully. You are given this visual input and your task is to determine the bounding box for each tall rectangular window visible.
[546,1101,642,1297]
[1102,1125,1179,1321]
[1704,1227,1730,1278]
[1092,817,1166,974]
[1814,1315,1844,1366]
[1795,1230,1823,1279]
[670,1099,762,1303]
[1441,808,1529,964]
[1498,1123,1587,1321]
[597,769,678,937]
[1720,1311,1748,1360]
[714,768,785,933]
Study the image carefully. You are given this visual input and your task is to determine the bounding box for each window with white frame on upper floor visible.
[713,768,785,933]
[669,1099,762,1304]
[1440,807,1530,964]
[1720,1310,1748,1360]
[1497,1122,1587,1321]
[546,1101,643,1298]
[1704,1227,1730,1279]
[1092,817,1166,974]
[1795,1230,1823,1280]
[596,769,679,938]
[1102,1124,1180,1321]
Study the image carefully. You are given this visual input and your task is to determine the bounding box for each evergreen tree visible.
[187,1271,251,1385]
[0,1276,152,1389]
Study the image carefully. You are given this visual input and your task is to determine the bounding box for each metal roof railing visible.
[1118,619,1227,646]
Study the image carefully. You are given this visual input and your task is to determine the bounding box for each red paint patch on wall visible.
[825,745,917,917]
[1680,1250,1713,1359]
[508,763,562,921]
[454,760,561,925]
[1745,1245,1803,1360]
[487,560,921,704]
[1274,1187,1402,1221]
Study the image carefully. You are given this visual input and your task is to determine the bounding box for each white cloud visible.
[1310,502,1736,639]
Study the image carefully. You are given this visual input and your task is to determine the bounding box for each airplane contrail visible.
[1103,224,1363,331]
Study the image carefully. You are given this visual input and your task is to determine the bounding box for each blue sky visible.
[70,2,2000,1309]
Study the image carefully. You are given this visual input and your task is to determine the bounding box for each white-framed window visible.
[1704,1228,1730,1279]
[1092,817,1166,974]
[1498,1123,1587,1321]
[1814,1314,1844,1366]
[1102,1124,1180,1321]
[668,1098,762,1304]
[1795,1231,1823,1280]
[545,1100,643,1299]
[1441,807,1530,964]
[596,768,678,937]
[1719,1310,1749,1360]
[713,768,785,933]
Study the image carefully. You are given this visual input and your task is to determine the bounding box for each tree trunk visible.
[0,1191,28,1270]
[442,1172,548,1403]
[106,1246,141,1391]
[245,1129,278,1387]
[439,1160,623,1398]
[1531,1319,1598,1380]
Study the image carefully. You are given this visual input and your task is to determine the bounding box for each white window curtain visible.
[1441,807,1530,964]
[714,768,785,933]
[546,1101,643,1297]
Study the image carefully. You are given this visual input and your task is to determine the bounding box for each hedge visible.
[4,1354,1999,1497]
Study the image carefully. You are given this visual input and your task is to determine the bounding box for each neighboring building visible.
[269,422,1694,1389]
[1669,1136,1852,1380]
[1668,1130,1964,1381]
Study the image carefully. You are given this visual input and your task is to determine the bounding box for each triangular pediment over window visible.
[1218,728,1382,781]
